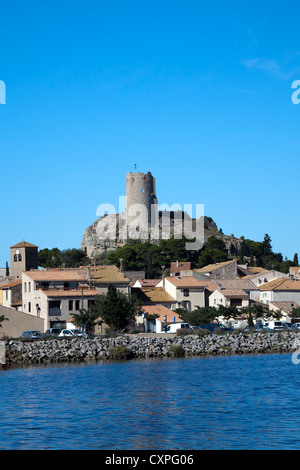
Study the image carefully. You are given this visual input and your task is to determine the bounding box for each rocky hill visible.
[81,212,241,261]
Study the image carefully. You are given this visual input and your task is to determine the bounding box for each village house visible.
[85,265,131,294]
[241,269,288,287]
[193,259,238,280]
[268,301,300,322]
[22,269,98,331]
[259,279,300,305]
[290,266,300,280]
[131,286,177,310]
[214,279,259,301]
[170,260,191,277]
[162,276,218,311]
[21,264,132,331]
[209,288,250,308]
[133,279,161,288]
[0,279,22,310]
[136,304,183,333]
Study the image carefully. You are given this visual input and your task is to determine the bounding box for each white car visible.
[58,329,85,337]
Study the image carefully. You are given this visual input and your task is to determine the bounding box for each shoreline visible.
[3,331,300,368]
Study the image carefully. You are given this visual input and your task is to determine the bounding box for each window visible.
[75,300,80,310]
[183,289,189,297]
[28,282,31,293]
[14,255,17,262]
[18,254,22,261]
[24,283,27,293]
[28,302,31,313]
[69,300,73,311]
[5,290,8,300]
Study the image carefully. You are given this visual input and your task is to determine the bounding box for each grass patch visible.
[169,345,185,357]
[108,346,132,359]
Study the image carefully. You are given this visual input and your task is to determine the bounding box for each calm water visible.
[1,353,300,450]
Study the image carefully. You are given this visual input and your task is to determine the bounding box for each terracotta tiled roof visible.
[23,269,87,282]
[259,279,300,291]
[246,267,268,273]
[165,276,218,291]
[170,261,191,273]
[290,267,300,274]
[0,279,22,289]
[10,241,38,248]
[141,305,182,323]
[195,260,236,273]
[84,265,131,283]
[132,287,176,303]
[269,301,299,314]
[218,289,249,299]
[217,279,257,290]
[136,279,161,287]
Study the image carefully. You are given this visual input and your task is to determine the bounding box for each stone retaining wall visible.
[4,331,300,367]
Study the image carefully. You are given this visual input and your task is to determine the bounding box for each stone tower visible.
[126,171,158,229]
[10,241,39,279]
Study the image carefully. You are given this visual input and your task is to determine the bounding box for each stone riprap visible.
[4,332,300,367]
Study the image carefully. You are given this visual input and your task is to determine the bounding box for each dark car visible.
[244,324,271,332]
[199,323,232,333]
[282,322,298,331]
[45,328,61,336]
[20,331,43,339]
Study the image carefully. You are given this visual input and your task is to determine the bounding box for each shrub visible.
[169,345,185,357]
[108,346,132,359]
[176,328,191,336]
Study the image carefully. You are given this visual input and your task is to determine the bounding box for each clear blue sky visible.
[0,0,300,267]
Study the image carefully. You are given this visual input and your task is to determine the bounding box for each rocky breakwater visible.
[4,331,300,367]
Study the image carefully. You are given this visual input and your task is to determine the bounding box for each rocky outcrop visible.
[4,331,300,367]
[81,212,241,260]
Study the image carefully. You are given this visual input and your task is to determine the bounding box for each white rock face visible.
[81,211,241,260]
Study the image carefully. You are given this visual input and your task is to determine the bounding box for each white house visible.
[137,304,183,333]
[259,279,300,305]
[163,276,218,311]
[209,289,250,309]
[22,269,99,331]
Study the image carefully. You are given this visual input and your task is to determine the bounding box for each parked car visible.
[45,328,61,336]
[244,324,271,332]
[282,322,298,331]
[58,329,85,337]
[164,323,191,333]
[199,323,232,333]
[293,323,300,329]
[20,330,43,339]
[263,321,284,331]
[189,325,201,332]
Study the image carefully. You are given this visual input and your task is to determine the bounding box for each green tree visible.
[291,307,300,320]
[294,253,299,266]
[38,248,63,268]
[72,308,99,332]
[38,247,91,268]
[91,284,141,331]
[0,314,8,329]
[197,236,229,268]
[61,248,91,268]
[179,306,221,325]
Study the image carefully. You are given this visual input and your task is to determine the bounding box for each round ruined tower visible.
[126,171,158,228]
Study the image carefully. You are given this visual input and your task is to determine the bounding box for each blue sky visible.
[0,0,300,267]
